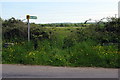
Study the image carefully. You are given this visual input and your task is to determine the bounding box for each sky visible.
[0,0,119,24]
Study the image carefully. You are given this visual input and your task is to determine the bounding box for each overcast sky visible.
[0,0,119,23]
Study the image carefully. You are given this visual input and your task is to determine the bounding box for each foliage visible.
[95,18,120,44]
[39,23,89,27]
[2,40,119,68]
[2,17,120,68]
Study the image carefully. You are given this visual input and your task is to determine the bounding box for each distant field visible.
[45,27,86,29]
[43,27,85,39]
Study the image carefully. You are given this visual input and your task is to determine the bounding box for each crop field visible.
[1,17,120,68]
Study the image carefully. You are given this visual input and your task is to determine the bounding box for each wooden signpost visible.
[26,15,37,41]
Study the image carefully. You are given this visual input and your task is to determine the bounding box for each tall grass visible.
[2,39,119,68]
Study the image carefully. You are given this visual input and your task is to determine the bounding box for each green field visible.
[43,27,84,39]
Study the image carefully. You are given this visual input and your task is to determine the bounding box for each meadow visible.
[2,17,120,68]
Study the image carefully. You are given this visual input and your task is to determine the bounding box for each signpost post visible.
[26,15,37,42]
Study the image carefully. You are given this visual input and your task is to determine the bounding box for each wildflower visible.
[29,52,35,56]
